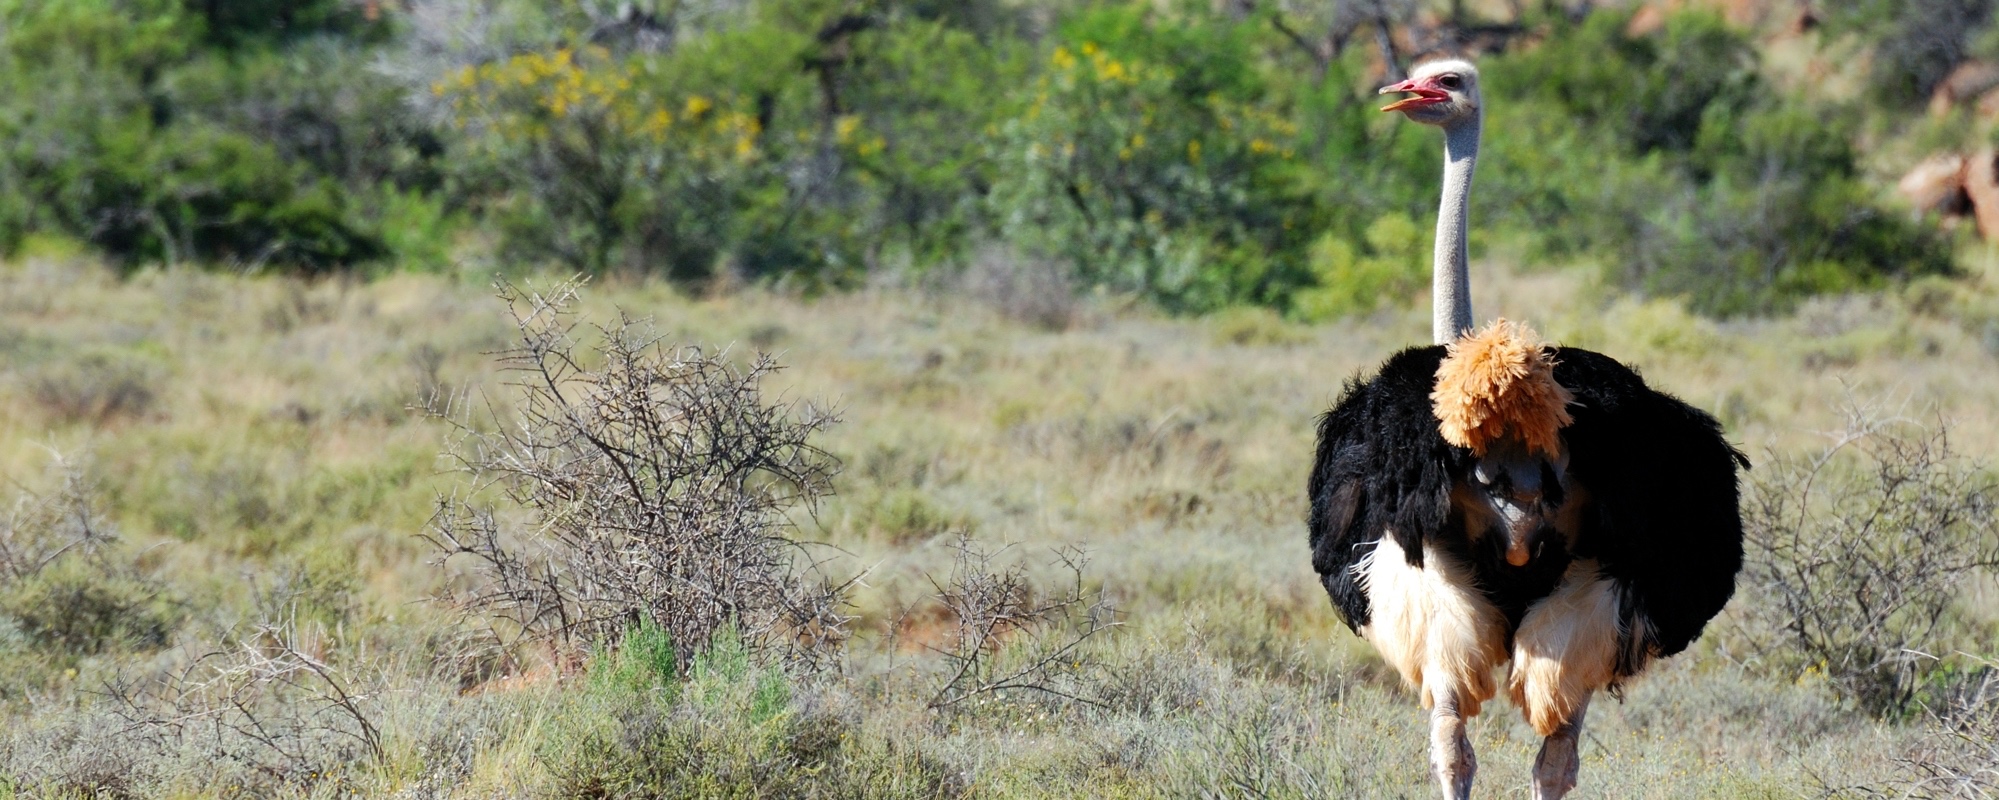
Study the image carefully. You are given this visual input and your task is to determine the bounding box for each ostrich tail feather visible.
[1431,319,1574,457]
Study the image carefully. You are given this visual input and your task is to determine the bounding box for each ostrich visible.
[1307,60,1747,799]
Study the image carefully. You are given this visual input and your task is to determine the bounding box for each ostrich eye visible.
[1438,75,1462,90]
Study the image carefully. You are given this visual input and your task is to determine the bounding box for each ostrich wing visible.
[1553,348,1749,661]
[1308,346,1464,632]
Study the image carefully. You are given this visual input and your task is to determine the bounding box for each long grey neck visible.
[1433,114,1480,345]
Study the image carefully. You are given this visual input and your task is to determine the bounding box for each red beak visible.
[1379,78,1449,113]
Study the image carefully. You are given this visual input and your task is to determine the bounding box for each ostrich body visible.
[1307,61,1747,799]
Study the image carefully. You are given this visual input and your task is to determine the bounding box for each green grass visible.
[1,248,1997,797]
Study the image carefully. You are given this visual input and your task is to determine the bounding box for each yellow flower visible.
[685,95,713,117]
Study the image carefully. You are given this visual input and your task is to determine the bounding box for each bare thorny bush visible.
[1735,407,1999,717]
[906,534,1121,712]
[426,279,852,672]
[1887,659,1999,799]
[104,609,383,793]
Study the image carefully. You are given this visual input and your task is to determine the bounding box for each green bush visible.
[1290,213,1426,322]
[1480,9,1952,315]
[69,122,384,270]
[546,626,952,799]
[0,557,175,657]
[0,454,178,674]
[0,0,399,271]
[988,5,1319,312]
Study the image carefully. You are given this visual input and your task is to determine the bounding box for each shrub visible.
[1734,414,1999,716]
[1289,212,1426,322]
[909,535,1120,713]
[22,346,165,425]
[545,626,957,799]
[1887,661,1999,798]
[427,280,850,670]
[1481,9,1953,315]
[0,1,392,271]
[0,452,176,664]
[103,614,384,797]
[987,5,1318,312]
[948,246,1082,330]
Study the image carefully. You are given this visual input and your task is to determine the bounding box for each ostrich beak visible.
[1379,78,1449,113]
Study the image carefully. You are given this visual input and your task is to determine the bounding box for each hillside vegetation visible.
[0,0,1971,315]
[3,0,1999,798]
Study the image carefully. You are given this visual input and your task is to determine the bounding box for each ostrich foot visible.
[1532,697,1589,800]
[1429,693,1475,800]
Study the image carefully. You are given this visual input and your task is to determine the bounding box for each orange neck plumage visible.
[1431,319,1574,458]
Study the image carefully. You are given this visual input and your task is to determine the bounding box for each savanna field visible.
[5,0,1999,798]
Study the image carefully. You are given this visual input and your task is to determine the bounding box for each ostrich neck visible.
[1433,115,1480,345]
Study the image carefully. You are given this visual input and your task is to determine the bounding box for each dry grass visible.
[0,248,1996,797]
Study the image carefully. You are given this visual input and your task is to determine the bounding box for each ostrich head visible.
[1379,59,1481,128]
[1383,58,1483,344]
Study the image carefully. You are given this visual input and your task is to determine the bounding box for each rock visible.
[1898,154,1968,215]
[1930,61,1999,117]
[1626,5,1667,38]
[1963,149,1999,239]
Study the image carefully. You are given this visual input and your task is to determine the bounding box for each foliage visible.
[435,41,781,277]
[1290,213,1426,321]
[1479,9,1954,315]
[0,0,1970,311]
[543,625,956,799]
[988,6,1316,312]
[0,0,406,271]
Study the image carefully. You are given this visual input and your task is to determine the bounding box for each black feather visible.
[1307,346,1464,632]
[1551,347,1747,666]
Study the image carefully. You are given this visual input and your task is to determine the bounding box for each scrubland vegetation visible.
[3,0,1999,797]
[0,252,1991,797]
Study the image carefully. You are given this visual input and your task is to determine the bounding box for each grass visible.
[2,247,1998,797]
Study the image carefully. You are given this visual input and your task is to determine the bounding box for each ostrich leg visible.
[1532,696,1589,800]
[1429,691,1475,800]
